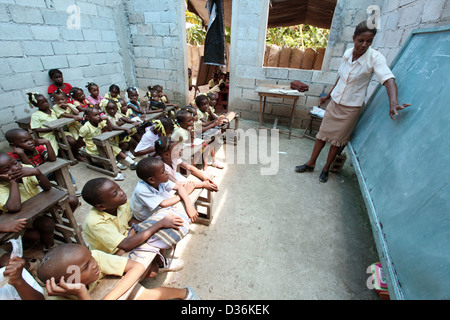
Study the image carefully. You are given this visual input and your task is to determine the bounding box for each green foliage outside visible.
[186,10,329,50]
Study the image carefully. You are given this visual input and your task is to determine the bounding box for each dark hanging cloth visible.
[203,0,225,66]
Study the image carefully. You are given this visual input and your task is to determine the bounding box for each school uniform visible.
[317,47,395,147]
[0,165,40,213]
[79,120,122,157]
[52,103,82,140]
[130,180,176,222]
[83,201,132,254]
[30,109,59,154]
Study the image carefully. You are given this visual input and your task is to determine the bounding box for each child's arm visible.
[102,259,145,300]
[1,178,22,213]
[3,257,45,300]
[179,162,218,192]
[160,183,198,222]
[100,116,113,132]
[45,276,91,300]
[21,166,52,192]
[116,214,184,253]
[35,138,57,162]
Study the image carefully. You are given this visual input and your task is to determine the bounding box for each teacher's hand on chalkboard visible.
[389,103,411,120]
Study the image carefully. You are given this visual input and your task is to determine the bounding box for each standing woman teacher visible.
[295,21,410,183]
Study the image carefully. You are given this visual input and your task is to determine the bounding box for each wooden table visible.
[256,85,305,139]
[38,158,77,196]
[43,118,78,165]
[0,187,85,246]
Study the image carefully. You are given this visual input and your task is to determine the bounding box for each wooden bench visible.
[0,187,85,246]
[15,117,39,140]
[90,170,221,299]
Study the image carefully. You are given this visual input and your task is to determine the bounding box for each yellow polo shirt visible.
[83,201,131,254]
[0,165,40,214]
[30,109,59,154]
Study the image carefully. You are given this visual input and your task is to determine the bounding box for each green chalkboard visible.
[348,26,450,300]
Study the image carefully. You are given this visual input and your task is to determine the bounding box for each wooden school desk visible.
[256,85,305,139]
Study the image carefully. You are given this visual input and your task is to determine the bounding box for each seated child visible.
[155,136,218,192]
[145,87,166,114]
[82,178,187,277]
[102,99,139,158]
[152,84,177,108]
[208,72,219,89]
[0,153,56,259]
[69,87,92,112]
[196,94,227,169]
[0,256,45,300]
[28,92,59,155]
[188,68,199,95]
[37,243,200,300]
[134,117,174,157]
[126,86,146,116]
[6,128,56,167]
[85,82,104,107]
[47,69,73,102]
[172,109,194,145]
[51,89,85,161]
[104,84,121,102]
[79,107,138,174]
[5,129,79,212]
[130,157,198,223]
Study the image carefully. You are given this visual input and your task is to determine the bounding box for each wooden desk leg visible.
[288,97,299,139]
[259,96,263,129]
[56,128,77,165]
[53,166,76,196]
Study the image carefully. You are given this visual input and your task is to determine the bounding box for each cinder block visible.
[67,54,89,67]
[144,12,161,24]
[0,24,33,40]
[0,41,23,57]
[22,41,54,56]
[31,25,60,40]
[42,11,68,26]
[9,6,44,24]
[41,55,69,70]
[101,30,118,42]
[82,29,102,41]
[52,41,78,55]
[7,57,43,73]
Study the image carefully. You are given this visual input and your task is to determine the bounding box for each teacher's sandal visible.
[295,163,315,173]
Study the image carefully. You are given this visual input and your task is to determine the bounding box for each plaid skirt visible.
[316,100,363,147]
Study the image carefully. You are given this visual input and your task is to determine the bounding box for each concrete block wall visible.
[0,0,133,149]
[228,0,386,128]
[125,0,188,105]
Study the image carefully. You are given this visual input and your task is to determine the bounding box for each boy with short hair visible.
[5,128,56,167]
[82,177,187,277]
[37,243,200,300]
[130,157,198,223]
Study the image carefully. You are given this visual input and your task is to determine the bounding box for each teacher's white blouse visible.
[331,47,395,107]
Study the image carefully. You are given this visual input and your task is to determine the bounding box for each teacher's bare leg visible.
[323,145,340,172]
[306,139,326,167]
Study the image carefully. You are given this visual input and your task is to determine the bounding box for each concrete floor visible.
[70,118,380,300]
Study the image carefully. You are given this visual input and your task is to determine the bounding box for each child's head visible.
[69,87,86,102]
[147,88,158,101]
[51,89,69,106]
[175,110,194,130]
[84,107,102,124]
[86,82,99,98]
[207,92,218,107]
[27,92,50,110]
[155,136,181,163]
[48,69,64,86]
[153,85,163,96]
[118,98,127,114]
[188,68,192,78]
[105,100,118,117]
[195,95,209,112]
[0,153,22,182]
[136,157,169,186]
[180,106,198,122]
[81,177,127,211]
[37,243,100,287]
[126,86,139,102]
[109,84,120,98]
[5,129,35,152]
